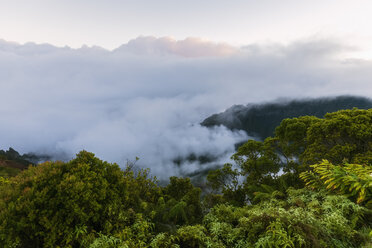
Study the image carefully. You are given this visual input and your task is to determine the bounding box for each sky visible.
[1,0,372,56]
[0,1,372,177]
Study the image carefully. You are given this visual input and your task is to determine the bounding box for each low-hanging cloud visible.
[0,37,371,177]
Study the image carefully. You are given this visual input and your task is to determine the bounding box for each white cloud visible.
[0,37,371,178]
[117,36,237,57]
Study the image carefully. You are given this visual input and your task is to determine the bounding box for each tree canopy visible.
[0,108,371,247]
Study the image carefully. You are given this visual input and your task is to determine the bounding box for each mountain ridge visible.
[201,95,372,140]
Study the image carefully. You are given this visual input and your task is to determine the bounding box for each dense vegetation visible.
[0,148,50,178]
[201,96,372,140]
[0,108,371,247]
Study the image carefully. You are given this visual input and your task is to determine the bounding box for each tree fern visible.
[253,184,285,203]
[300,160,372,206]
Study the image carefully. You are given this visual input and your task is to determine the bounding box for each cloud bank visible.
[0,37,371,177]
[118,36,237,57]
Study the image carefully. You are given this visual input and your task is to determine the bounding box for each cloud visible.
[0,37,371,178]
[115,36,237,57]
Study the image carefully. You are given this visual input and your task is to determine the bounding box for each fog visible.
[0,36,371,177]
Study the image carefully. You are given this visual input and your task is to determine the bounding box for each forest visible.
[201,96,372,140]
[0,108,371,248]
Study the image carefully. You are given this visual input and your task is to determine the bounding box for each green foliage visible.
[201,96,372,140]
[0,108,371,247]
[255,219,305,248]
[151,225,213,248]
[114,213,155,248]
[302,108,372,165]
[233,139,281,182]
[176,225,210,248]
[0,151,160,248]
[252,184,286,204]
[206,139,283,206]
[0,147,36,178]
[150,233,179,248]
[203,189,369,248]
[300,160,372,207]
[207,163,240,192]
[274,116,321,172]
[203,108,372,247]
[206,109,371,203]
[0,166,21,178]
[164,177,195,201]
[155,177,203,228]
[206,163,245,206]
[0,147,45,168]
[89,233,128,248]
[272,108,372,172]
[0,176,9,185]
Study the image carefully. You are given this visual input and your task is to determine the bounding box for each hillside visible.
[201,95,372,140]
[1,108,371,247]
[0,148,50,177]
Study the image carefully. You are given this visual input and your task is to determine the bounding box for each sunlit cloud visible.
[117,36,237,57]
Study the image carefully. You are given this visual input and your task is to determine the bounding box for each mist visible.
[0,36,371,177]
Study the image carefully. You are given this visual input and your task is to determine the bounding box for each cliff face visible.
[201,96,372,140]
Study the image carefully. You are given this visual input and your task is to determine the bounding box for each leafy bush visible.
[203,189,369,248]
[0,151,160,248]
[300,160,372,207]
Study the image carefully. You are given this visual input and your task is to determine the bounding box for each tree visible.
[155,177,203,229]
[0,151,160,248]
[302,108,372,165]
[300,160,372,207]
[206,139,282,205]
[206,108,372,208]
[272,108,372,169]
[203,189,369,248]
[274,116,321,173]
[206,163,245,206]
[232,139,281,183]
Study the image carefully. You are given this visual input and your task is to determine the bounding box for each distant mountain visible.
[0,148,51,177]
[201,96,372,140]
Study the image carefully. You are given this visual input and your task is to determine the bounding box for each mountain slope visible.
[0,148,50,177]
[201,96,372,140]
